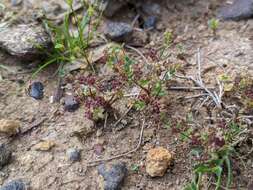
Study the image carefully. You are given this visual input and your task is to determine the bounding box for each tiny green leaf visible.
[55,43,64,49]
[134,100,146,111]
[131,164,139,172]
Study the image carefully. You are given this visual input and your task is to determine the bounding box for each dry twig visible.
[125,45,149,65]
[175,48,223,109]
[169,86,215,91]
[113,105,133,127]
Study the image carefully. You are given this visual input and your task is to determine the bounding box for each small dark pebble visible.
[0,144,12,169]
[104,22,133,42]
[93,144,104,156]
[0,180,26,190]
[66,148,81,162]
[143,16,157,29]
[64,95,79,112]
[218,0,253,21]
[98,162,127,190]
[29,82,44,100]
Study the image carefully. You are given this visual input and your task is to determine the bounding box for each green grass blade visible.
[31,58,58,78]
[214,166,223,190]
[225,157,232,188]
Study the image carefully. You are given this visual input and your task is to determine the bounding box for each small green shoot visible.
[134,100,146,111]
[160,31,173,59]
[208,18,219,36]
[185,146,234,190]
[180,127,193,142]
[32,0,102,78]
[131,164,139,172]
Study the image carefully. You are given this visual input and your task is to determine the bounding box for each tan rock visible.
[0,119,20,135]
[33,141,55,151]
[146,147,172,177]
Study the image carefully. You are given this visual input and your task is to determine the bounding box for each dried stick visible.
[104,112,108,128]
[21,118,46,135]
[125,45,149,65]
[87,120,146,166]
[169,86,215,91]
[177,93,209,100]
[113,106,133,127]
[175,48,223,109]
[113,92,140,127]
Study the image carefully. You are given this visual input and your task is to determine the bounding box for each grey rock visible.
[0,144,12,169]
[66,148,81,162]
[11,0,22,6]
[104,22,133,42]
[141,3,161,16]
[218,0,253,21]
[42,2,61,13]
[98,162,127,190]
[29,82,44,100]
[0,24,51,60]
[64,95,79,112]
[41,1,64,18]
[0,180,26,190]
[143,16,157,29]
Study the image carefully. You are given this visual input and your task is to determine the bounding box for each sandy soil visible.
[0,0,253,189]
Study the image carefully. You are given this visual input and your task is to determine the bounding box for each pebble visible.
[120,119,128,126]
[29,82,44,100]
[66,148,81,162]
[146,147,173,177]
[0,180,26,190]
[64,95,79,112]
[104,22,133,42]
[0,119,20,136]
[143,16,157,30]
[0,144,12,169]
[93,144,104,155]
[98,162,127,190]
[0,24,51,60]
[33,141,55,151]
[218,0,253,21]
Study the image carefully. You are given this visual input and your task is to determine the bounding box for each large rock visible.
[98,162,127,190]
[146,147,173,177]
[218,0,253,21]
[0,24,51,60]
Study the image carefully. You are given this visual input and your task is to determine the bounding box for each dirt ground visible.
[0,0,253,189]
